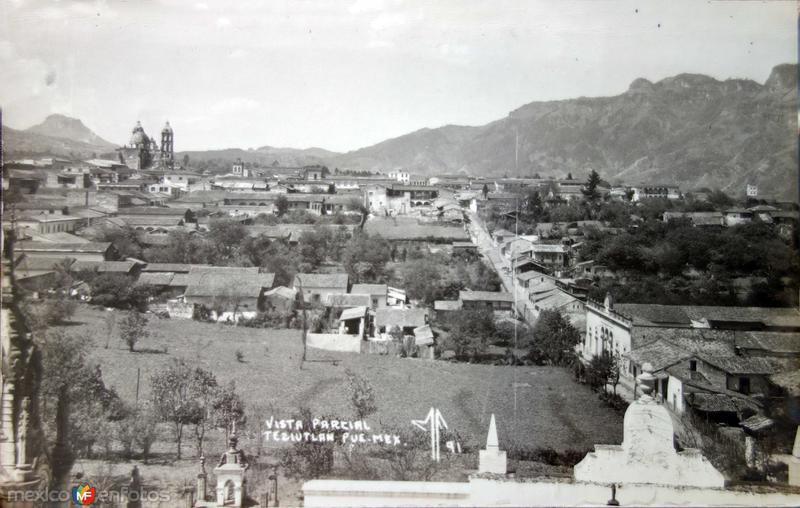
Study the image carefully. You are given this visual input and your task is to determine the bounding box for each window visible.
[739,377,751,395]
[689,360,697,372]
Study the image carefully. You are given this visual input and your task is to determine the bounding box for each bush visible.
[599,392,629,411]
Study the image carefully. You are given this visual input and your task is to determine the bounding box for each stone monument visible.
[574,363,726,488]
[478,414,507,474]
[214,429,249,507]
[789,426,800,487]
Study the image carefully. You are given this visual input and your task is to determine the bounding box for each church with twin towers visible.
[117,120,175,170]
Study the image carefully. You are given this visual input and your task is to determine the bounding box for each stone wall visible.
[307,333,362,353]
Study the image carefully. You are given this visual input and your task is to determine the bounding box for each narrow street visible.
[467,211,532,323]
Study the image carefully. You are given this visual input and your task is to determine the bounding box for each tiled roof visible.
[531,243,567,253]
[434,300,462,311]
[770,370,800,396]
[350,284,388,296]
[118,207,188,216]
[14,255,74,272]
[629,328,736,354]
[137,272,175,286]
[737,331,800,354]
[688,393,759,414]
[492,229,514,237]
[627,340,694,372]
[263,286,298,299]
[339,306,369,321]
[72,260,140,273]
[699,355,786,375]
[325,293,371,308]
[375,308,428,329]
[613,304,691,326]
[122,216,185,227]
[459,290,513,302]
[16,241,111,253]
[740,414,775,433]
[531,289,580,312]
[185,267,275,298]
[172,191,226,203]
[613,303,800,329]
[293,273,349,289]
[142,263,206,273]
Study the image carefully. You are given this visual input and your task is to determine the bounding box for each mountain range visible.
[3,64,797,198]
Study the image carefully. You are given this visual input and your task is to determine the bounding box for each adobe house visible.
[350,283,388,309]
[184,267,275,318]
[293,273,349,304]
[459,290,514,312]
[374,307,428,337]
[14,241,116,262]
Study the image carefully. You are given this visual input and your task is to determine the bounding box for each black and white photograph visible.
[1,1,799,506]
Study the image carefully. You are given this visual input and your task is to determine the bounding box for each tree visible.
[298,229,331,268]
[402,259,442,304]
[190,367,219,456]
[20,298,77,331]
[342,232,392,283]
[86,273,153,311]
[182,154,190,168]
[208,218,247,261]
[444,309,496,361]
[482,184,489,199]
[119,311,149,352]
[373,424,457,480]
[524,189,543,218]
[212,381,246,442]
[94,225,144,259]
[582,169,601,201]
[276,195,289,217]
[345,369,377,421]
[527,310,581,366]
[348,198,369,230]
[150,360,213,460]
[586,354,615,392]
[327,183,336,194]
[38,332,122,474]
[280,408,346,479]
[707,189,735,209]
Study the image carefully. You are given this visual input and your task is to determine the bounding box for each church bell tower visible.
[160,121,174,170]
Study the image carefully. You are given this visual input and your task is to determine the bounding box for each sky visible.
[0,0,796,152]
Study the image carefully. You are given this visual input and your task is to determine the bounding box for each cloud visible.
[216,17,231,28]
[229,48,248,59]
[194,2,209,10]
[210,97,261,115]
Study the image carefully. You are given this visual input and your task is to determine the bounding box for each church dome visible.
[130,121,150,146]
[162,121,173,134]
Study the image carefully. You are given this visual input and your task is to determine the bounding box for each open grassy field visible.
[365,217,470,241]
[53,304,623,503]
[60,305,622,452]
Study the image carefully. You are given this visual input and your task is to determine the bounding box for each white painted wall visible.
[303,477,800,507]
